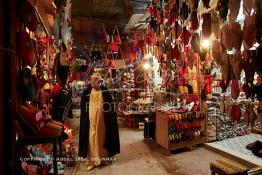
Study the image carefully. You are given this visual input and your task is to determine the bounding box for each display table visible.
[156,111,207,151]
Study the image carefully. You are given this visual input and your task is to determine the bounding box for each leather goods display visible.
[219,79,230,93]
[211,12,220,39]
[188,0,199,10]
[202,0,211,8]
[17,104,63,138]
[17,105,41,134]
[231,80,240,100]
[230,22,242,51]
[228,0,241,22]
[232,51,242,80]
[18,31,37,67]
[221,52,231,80]
[216,0,229,20]
[212,40,222,65]
[221,24,234,50]
[229,104,242,123]
[19,0,38,31]
[202,13,212,38]
[241,79,252,99]
[243,14,257,49]
[242,49,257,82]
[190,11,199,31]
[191,32,201,54]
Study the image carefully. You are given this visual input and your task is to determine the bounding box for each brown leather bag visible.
[221,52,231,80]
[228,0,241,22]
[212,40,222,65]
[232,51,242,80]
[242,49,257,82]
[243,14,257,49]
[231,80,240,100]
[230,22,242,51]
[202,13,212,38]
[221,24,234,50]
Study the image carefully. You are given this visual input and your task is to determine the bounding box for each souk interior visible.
[1,0,262,175]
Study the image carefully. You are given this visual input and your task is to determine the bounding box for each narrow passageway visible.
[65,120,236,175]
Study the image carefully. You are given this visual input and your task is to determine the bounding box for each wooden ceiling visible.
[71,0,149,46]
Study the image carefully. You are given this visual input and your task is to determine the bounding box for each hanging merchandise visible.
[216,0,229,21]
[254,0,262,43]
[202,13,212,39]
[202,0,211,8]
[211,12,219,39]
[18,31,37,67]
[243,14,257,50]
[191,32,201,54]
[220,24,233,50]
[231,51,242,80]
[220,52,231,80]
[98,23,107,42]
[230,22,242,51]
[180,27,191,46]
[211,40,222,65]
[228,0,241,23]
[190,11,199,31]
[19,0,39,32]
[241,78,252,99]
[188,0,199,11]
[242,49,257,82]
[219,79,230,93]
[231,79,240,100]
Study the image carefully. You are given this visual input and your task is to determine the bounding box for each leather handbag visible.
[18,31,37,67]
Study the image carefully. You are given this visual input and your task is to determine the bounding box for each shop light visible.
[143,63,150,70]
[52,2,57,9]
[201,39,210,49]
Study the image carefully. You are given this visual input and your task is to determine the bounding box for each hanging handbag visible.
[98,23,107,42]
[19,0,38,31]
[18,31,37,67]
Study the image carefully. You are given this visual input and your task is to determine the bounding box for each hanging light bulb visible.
[201,39,210,49]
[143,63,150,70]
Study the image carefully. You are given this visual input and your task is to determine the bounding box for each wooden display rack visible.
[156,111,207,151]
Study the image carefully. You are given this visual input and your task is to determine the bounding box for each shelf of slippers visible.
[156,111,207,151]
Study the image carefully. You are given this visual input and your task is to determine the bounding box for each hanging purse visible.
[98,23,107,42]
[18,31,37,67]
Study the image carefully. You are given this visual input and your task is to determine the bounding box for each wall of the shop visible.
[0,0,4,173]
[1,0,18,174]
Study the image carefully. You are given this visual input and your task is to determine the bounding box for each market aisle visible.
[64,121,243,175]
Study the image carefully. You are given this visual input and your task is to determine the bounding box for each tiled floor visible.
[64,117,249,175]
[205,133,262,166]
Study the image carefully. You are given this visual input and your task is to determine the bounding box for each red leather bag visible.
[190,11,199,31]
[231,80,240,100]
[18,31,37,67]
[19,0,38,31]
[202,13,212,38]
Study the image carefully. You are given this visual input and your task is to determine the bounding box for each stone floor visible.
[64,121,247,175]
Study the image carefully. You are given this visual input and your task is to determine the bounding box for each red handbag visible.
[98,23,107,42]
[17,105,40,134]
[19,0,38,31]
[18,31,37,67]
[190,11,199,31]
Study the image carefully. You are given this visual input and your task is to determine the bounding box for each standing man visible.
[78,73,120,170]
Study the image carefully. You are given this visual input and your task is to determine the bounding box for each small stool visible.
[210,160,249,175]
